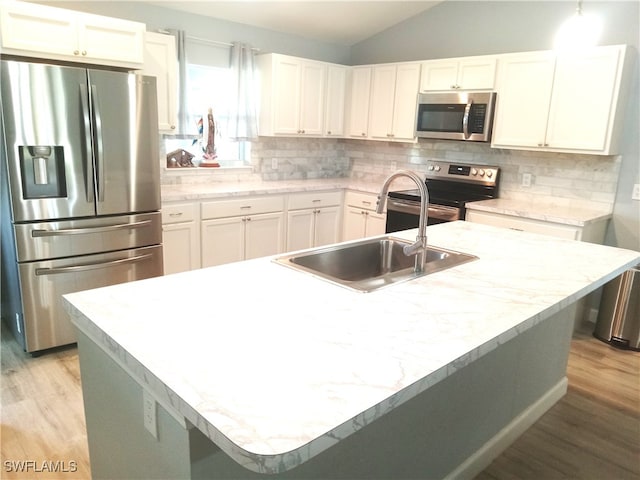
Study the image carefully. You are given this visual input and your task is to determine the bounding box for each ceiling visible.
[149,1,442,46]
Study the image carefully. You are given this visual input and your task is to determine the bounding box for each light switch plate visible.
[632,183,640,201]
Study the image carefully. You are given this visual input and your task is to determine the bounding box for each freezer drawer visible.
[17,245,163,352]
[14,212,162,262]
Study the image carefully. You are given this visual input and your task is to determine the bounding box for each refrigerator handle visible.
[90,84,105,202]
[80,84,95,204]
[35,253,154,276]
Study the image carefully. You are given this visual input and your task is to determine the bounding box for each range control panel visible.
[425,161,499,186]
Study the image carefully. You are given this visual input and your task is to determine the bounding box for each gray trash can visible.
[594,265,640,351]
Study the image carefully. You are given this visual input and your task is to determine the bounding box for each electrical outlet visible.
[143,389,158,439]
[632,183,640,201]
[522,173,532,188]
[271,158,278,170]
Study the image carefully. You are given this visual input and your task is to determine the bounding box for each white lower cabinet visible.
[342,191,386,241]
[465,210,607,243]
[286,191,342,251]
[161,203,201,275]
[201,196,285,267]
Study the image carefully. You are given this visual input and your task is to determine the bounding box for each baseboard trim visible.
[444,376,568,480]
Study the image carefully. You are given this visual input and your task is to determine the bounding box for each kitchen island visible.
[63,221,640,479]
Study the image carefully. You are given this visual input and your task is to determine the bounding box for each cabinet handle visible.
[362,201,371,206]
[169,212,183,217]
[240,206,251,210]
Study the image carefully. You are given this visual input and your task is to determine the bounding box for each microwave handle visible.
[462,100,473,139]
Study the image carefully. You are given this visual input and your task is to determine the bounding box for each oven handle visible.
[428,204,461,221]
[35,253,154,276]
[387,198,461,221]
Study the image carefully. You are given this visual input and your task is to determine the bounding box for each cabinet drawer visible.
[345,191,380,211]
[201,196,285,220]
[161,203,198,224]
[288,191,342,210]
[466,210,581,240]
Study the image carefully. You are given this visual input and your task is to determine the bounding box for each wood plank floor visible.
[1,322,638,479]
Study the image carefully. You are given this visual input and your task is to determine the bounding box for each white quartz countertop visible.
[161,178,382,202]
[63,222,640,474]
[466,198,612,226]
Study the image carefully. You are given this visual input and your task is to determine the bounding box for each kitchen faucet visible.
[376,170,430,272]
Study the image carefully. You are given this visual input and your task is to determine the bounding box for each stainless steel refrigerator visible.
[1,60,163,353]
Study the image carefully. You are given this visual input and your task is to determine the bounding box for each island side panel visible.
[74,303,576,480]
[76,331,195,480]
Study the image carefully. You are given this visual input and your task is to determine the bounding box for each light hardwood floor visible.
[1,322,638,480]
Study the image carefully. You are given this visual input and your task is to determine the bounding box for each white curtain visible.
[227,42,258,141]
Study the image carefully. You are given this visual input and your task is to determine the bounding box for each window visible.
[187,63,251,167]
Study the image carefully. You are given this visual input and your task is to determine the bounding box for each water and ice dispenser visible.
[18,145,67,199]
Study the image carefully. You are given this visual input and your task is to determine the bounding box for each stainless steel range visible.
[385,161,499,233]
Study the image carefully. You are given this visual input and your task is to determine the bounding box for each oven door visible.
[385,197,461,233]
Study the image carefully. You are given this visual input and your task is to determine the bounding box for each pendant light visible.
[554,0,602,50]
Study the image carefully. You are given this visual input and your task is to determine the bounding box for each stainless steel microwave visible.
[415,91,497,142]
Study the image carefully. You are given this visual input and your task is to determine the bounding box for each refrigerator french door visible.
[1,60,163,353]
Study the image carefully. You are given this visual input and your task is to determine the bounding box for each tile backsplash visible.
[162,136,621,212]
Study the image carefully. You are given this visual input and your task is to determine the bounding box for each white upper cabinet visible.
[258,53,329,136]
[346,66,373,139]
[492,45,631,155]
[142,31,178,133]
[368,62,421,142]
[0,0,145,68]
[420,56,497,91]
[324,65,348,137]
[491,51,556,149]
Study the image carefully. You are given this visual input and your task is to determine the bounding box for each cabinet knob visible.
[170,125,176,130]
[82,50,87,56]
[327,130,332,135]
[361,132,366,137]
[73,50,80,55]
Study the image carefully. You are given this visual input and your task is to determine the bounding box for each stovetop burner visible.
[388,161,500,207]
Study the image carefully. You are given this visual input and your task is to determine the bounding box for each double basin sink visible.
[275,235,477,292]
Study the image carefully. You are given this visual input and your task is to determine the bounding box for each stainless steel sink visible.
[274,236,477,292]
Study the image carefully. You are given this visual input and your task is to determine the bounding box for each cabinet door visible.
[466,210,580,240]
[457,57,497,90]
[545,47,621,152]
[420,60,459,91]
[364,212,386,238]
[272,57,302,134]
[324,65,347,136]
[390,63,420,140]
[0,1,78,57]
[299,61,326,135]
[368,65,397,140]
[201,217,245,267]
[78,14,145,64]
[347,67,372,138]
[162,222,199,274]
[342,207,367,241]
[492,52,556,148]
[314,206,341,247]
[286,209,315,252]
[143,32,178,133]
[245,212,285,260]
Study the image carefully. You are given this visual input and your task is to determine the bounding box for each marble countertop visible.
[466,198,612,226]
[161,178,383,202]
[62,221,640,474]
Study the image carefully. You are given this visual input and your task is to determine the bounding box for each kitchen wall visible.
[38,1,639,250]
[350,0,640,250]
